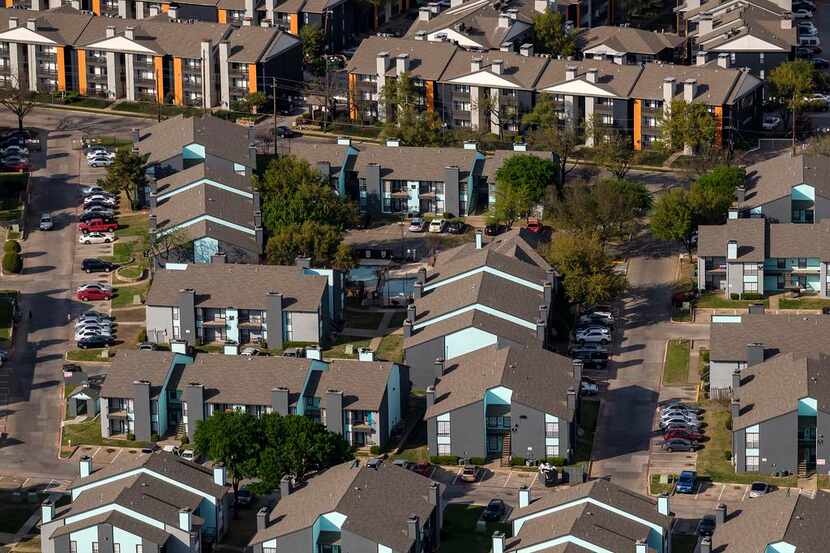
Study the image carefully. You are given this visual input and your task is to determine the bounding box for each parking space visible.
[67,444,150,469]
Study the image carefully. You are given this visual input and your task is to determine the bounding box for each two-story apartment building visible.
[425,344,580,463]
[731,352,830,476]
[732,151,830,223]
[576,25,684,64]
[697,217,830,296]
[40,451,233,553]
[290,139,486,216]
[249,459,444,553]
[404,230,557,389]
[500,479,674,553]
[145,260,343,348]
[99,348,407,447]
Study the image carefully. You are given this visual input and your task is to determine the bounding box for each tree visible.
[769,60,815,153]
[650,188,695,255]
[533,9,576,57]
[299,24,325,76]
[97,148,149,210]
[193,410,263,496]
[689,165,745,225]
[625,0,667,26]
[380,74,446,146]
[234,91,267,114]
[266,221,344,266]
[332,242,355,271]
[0,78,35,131]
[659,100,717,155]
[589,122,635,179]
[141,225,190,267]
[522,94,580,182]
[547,232,627,305]
[493,154,557,225]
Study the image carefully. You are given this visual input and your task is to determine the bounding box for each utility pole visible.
[272,76,278,156]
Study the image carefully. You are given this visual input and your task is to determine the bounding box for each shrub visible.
[510,456,526,467]
[126,432,135,441]
[741,293,764,300]
[4,240,20,253]
[468,457,487,466]
[369,446,381,455]
[725,415,733,431]
[546,456,567,466]
[181,435,190,444]
[429,455,459,466]
[730,293,740,300]
[137,329,147,342]
[151,433,160,442]
[2,251,21,274]
[724,450,732,461]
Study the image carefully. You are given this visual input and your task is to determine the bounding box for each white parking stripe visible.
[529,472,539,488]
[91,446,102,459]
[451,467,462,485]
[741,486,749,502]
[717,484,726,502]
[503,471,512,487]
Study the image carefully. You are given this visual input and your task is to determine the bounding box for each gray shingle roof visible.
[536,58,644,98]
[710,314,830,362]
[138,115,253,167]
[697,217,767,261]
[695,5,797,51]
[154,179,255,229]
[630,62,760,105]
[156,157,252,196]
[146,263,327,312]
[346,36,457,81]
[441,49,549,90]
[51,510,172,545]
[424,344,578,420]
[738,152,830,210]
[428,248,548,288]
[100,350,177,399]
[576,26,684,56]
[403,307,540,349]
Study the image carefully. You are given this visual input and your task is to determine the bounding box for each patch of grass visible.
[778,297,830,310]
[696,400,798,486]
[343,309,384,330]
[113,101,205,118]
[664,339,690,385]
[0,495,41,533]
[66,349,112,362]
[64,383,77,399]
[193,343,224,354]
[118,265,144,280]
[650,473,676,495]
[322,334,371,360]
[70,97,113,109]
[395,445,429,463]
[111,309,145,323]
[111,283,148,309]
[574,399,600,464]
[376,333,403,363]
[388,310,406,329]
[0,291,17,343]
[103,241,137,265]
[62,418,150,448]
[695,292,769,309]
[115,213,149,238]
[439,504,509,553]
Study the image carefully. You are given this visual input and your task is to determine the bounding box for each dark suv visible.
[571,348,609,369]
[82,258,116,273]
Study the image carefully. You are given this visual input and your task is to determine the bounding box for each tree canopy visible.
[193,410,263,494]
[659,100,717,154]
[380,73,446,146]
[547,232,627,305]
[688,165,745,225]
[533,9,576,57]
[299,24,325,76]
[493,154,558,225]
[0,78,35,131]
[769,60,816,149]
[522,94,580,181]
[265,221,345,266]
[650,187,695,255]
[98,148,149,210]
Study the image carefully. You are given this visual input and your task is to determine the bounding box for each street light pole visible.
[272,76,278,156]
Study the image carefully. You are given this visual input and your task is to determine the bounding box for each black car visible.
[276,126,295,138]
[485,223,506,236]
[542,468,558,487]
[814,58,830,69]
[77,334,113,349]
[79,211,115,223]
[571,349,609,369]
[697,515,716,537]
[82,258,116,273]
[445,220,467,234]
[482,499,505,521]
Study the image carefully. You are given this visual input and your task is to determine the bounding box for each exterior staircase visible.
[500,433,511,467]
[176,422,186,439]
[798,460,809,478]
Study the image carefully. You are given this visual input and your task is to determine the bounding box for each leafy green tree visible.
[332,242,355,271]
[233,91,267,114]
[611,178,653,216]
[493,154,557,225]
[533,9,576,57]
[593,129,635,179]
[659,100,717,155]
[769,60,816,151]
[299,24,325,75]
[379,73,445,146]
[98,148,149,210]
[193,410,263,495]
[625,0,667,25]
[265,221,344,267]
[650,188,695,255]
[522,94,580,182]
[547,232,627,305]
[689,165,745,225]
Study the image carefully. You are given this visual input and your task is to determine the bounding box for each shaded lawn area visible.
[103,240,139,265]
[649,473,675,495]
[779,297,830,310]
[573,399,600,464]
[663,339,690,384]
[672,534,699,553]
[322,334,371,359]
[62,418,150,448]
[376,333,403,363]
[343,309,384,330]
[115,213,149,238]
[695,292,769,309]
[696,400,797,486]
[439,504,509,553]
[0,495,40,533]
[111,282,149,309]
[388,310,406,328]
[392,394,427,462]
[66,348,112,362]
[0,290,17,345]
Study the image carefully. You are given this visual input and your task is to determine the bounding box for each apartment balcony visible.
[88,73,108,84]
[238,320,264,328]
[200,319,227,327]
[107,409,129,418]
[388,190,408,199]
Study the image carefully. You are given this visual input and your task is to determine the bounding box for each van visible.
[799,36,821,47]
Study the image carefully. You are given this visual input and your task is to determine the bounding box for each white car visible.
[77,283,113,293]
[79,232,114,244]
[76,318,113,330]
[799,23,818,36]
[39,213,53,231]
[2,145,29,157]
[77,311,111,323]
[581,380,599,395]
[180,449,199,462]
[408,218,426,232]
[88,156,113,168]
[762,115,782,130]
[575,327,611,345]
[793,8,813,18]
[86,149,115,160]
[75,327,113,340]
[81,185,106,196]
[428,219,445,233]
[84,195,117,207]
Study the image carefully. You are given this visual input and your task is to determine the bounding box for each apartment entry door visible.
[407,182,420,213]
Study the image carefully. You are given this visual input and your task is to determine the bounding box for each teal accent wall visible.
[792,184,815,201]
[765,542,797,553]
[764,258,821,270]
[444,327,497,359]
[808,274,821,290]
[193,237,219,264]
[764,275,780,291]
[198,497,218,535]
[799,397,818,416]
[183,143,206,160]
[485,386,513,406]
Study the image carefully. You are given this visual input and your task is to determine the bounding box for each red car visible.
[3,157,29,172]
[526,218,543,233]
[79,219,118,233]
[664,429,703,442]
[77,288,112,301]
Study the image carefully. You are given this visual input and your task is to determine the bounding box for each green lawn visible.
[376,334,403,363]
[649,473,675,495]
[574,399,600,464]
[663,339,690,385]
[695,292,769,309]
[696,400,798,486]
[69,97,113,109]
[778,297,830,310]
[115,214,149,238]
[111,283,149,309]
[103,241,137,265]
[193,343,224,354]
[66,349,112,362]
[343,309,384,330]
[439,504,509,553]
[113,101,204,118]
[62,418,150,448]
[117,265,144,280]
[322,335,372,359]
[0,291,17,344]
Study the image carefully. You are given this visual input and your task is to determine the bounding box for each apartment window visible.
[601,114,614,125]
[644,117,658,128]
[743,281,758,292]
[359,74,376,83]
[114,545,121,553]
[454,84,470,93]
[759,52,765,64]
[453,119,471,128]
[746,455,759,472]
[453,101,471,111]
[70,543,77,553]
[437,421,450,436]
[777,258,786,269]
[545,445,559,457]
[136,546,143,553]
[437,444,451,456]
[263,548,276,553]
[545,421,559,438]
[798,258,808,269]
[746,428,759,449]
[92,544,99,553]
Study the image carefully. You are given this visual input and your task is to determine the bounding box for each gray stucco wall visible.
[511,401,546,463]
[146,305,174,344]
[726,262,744,297]
[449,400,486,459]
[815,194,830,222]
[818,409,830,473]
[271,527,313,553]
[133,383,152,442]
[404,336,445,391]
[341,529,382,553]
[757,195,791,223]
[735,411,798,475]
[98,523,114,553]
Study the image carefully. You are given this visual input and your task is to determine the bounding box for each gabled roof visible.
[737,152,830,209]
[577,26,684,56]
[100,351,177,399]
[424,344,578,420]
[630,62,760,105]
[250,461,441,552]
[710,314,830,362]
[694,5,796,51]
[153,178,255,234]
[226,26,299,64]
[0,7,92,45]
[735,352,830,429]
[403,307,541,349]
[138,115,253,167]
[51,510,172,546]
[441,49,548,90]
[536,59,643,98]
[155,157,252,196]
[427,247,548,288]
[346,36,458,81]
[696,217,767,261]
[432,227,553,273]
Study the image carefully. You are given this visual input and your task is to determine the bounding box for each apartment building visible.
[290,139,486,216]
[500,479,674,553]
[697,217,830,296]
[576,25,684,64]
[99,348,408,447]
[0,7,301,108]
[425,344,580,463]
[346,36,762,147]
[711,491,830,552]
[403,230,557,389]
[708,309,830,392]
[732,151,830,223]
[40,451,232,553]
[250,460,444,553]
[731,352,830,476]
[145,261,343,348]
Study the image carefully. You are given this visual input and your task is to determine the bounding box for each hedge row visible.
[3,240,20,253]
[2,251,21,274]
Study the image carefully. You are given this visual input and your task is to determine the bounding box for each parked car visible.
[76,284,113,301]
[2,145,29,157]
[137,342,157,351]
[428,219,446,233]
[675,470,698,493]
[445,220,466,234]
[235,488,255,506]
[571,348,609,369]
[412,462,432,477]
[793,8,814,18]
[575,322,612,334]
[663,428,703,442]
[408,218,427,232]
[75,319,113,332]
[660,417,700,431]
[697,515,716,537]
[660,400,703,413]
[83,206,114,218]
[762,115,782,130]
[662,439,699,453]
[81,258,117,273]
[275,125,295,138]
[659,408,699,421]
[575,327,611,345]
[162,444,181,455]
[526,217,543,233]
[749,481,770,498]
[77,311,111,324]
[578,312,615,327]
[88,156,113,168]
[77,334,113,349]
[393,459,415,471]
[39,212,53,231]
[75,328,113,341]
[241,346,268,356]
[79,219,118,233]
[482,499,506,521]
[461,465,479,482]
[81,185,107,195]
[86,149,115,160]
[79,211,115,223]
[580,378,599,395]
[84,194,117,207]
[814,57,830,69]
[79,231,115,245]
[484,223,506,236]
[2,156,29,172]
[180,449,200,463]
[63,363,83,379]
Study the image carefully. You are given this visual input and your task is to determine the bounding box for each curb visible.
[34,102,156,119]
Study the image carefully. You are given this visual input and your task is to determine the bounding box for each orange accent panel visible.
[56,47,66,92]
[633,99,642,151]
[425,80,435,113]
[714,106,724,148]
[77,49,87,96]
[161,3,169,12]
[91,0,101,14]
[154,56,164,103]
[3,0,12,8]
[248,64,257,94]
[173,58,184,106]
[348,73,358,120]
[289,14,299,34]
[218,9,227,23]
